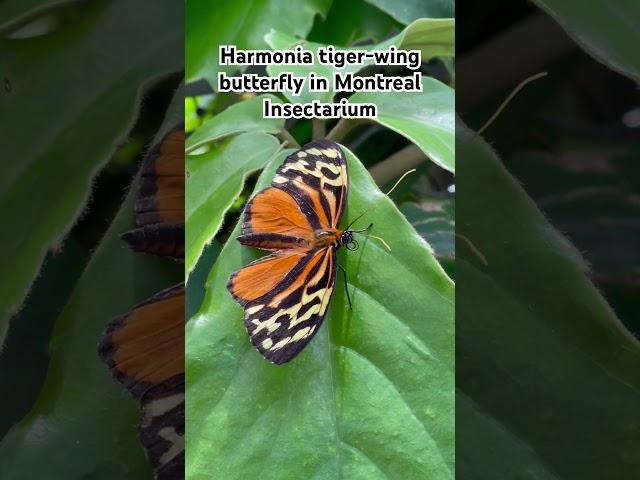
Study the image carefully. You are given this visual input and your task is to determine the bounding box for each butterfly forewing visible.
[272,138,348,229]
[227,139,348,364]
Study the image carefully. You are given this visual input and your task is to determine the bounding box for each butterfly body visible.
[227,139,351,364]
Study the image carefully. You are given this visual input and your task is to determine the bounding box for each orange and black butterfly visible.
[99,124,185,479]
[228,139,368,364]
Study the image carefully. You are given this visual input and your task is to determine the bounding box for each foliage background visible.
[457,1,640,478]
[184,0,455,479]
[0,1,183,478]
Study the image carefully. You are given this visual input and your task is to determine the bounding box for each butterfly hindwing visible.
[140,375,185,480]
[239,248,336,364]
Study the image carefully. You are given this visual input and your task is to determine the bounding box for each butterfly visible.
[227,139,369,364]
[99,124,185,480]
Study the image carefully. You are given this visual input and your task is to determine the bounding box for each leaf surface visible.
[534,0,640,82]
[0,0,182,343]
[186,0,332,83]
[186,147,454,479]
[265,18,454,103]
[351,78,455,173]
[185,94,284,153]
[185,132,281,276]
[457,123,640,478]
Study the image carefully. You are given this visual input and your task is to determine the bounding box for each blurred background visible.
[456,1,640,478]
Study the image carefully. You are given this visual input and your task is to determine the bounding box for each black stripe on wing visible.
[140,374,185,480]
[242,247,337,364]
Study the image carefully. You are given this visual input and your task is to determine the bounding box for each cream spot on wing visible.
[291,326,311,342]
[273,175,288,184]
[253,304,301,333]
[262,338,273,349]
[144,394,184,418]
[306,148,322,155]
[158,427,184,464]
[271,337,291,351]
[321,148,339,158]
[297,151,307,157]
[246,304,264,314]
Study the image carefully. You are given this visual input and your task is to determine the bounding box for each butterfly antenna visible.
[344,211,369,232]
[363,234,391,252]
[385,168,417,196]
[473,71,547,139]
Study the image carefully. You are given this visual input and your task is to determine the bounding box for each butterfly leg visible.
[337,263,352,310]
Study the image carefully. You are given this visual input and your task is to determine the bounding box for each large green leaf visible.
[186,148,454,479]
[534,0,640,82]
[186,132,281,276]
[400,198,454,277]
[364,0,454,24]
[0,169,182,479]
[0,0,182,344]
[265,18,455,103]
[351,78,455,173]
[307,0,403,46]
[186,0,331,84]
[456,124,640,478]
[185,94,284,153]
[0,0,84,32]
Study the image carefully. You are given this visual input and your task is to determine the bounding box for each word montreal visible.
[263,98,377,119]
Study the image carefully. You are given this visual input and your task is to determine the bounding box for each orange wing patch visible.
[228,250,308,304]
[99,284,184,397]
[123,125,185,260]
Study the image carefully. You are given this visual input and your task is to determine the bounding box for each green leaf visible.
[0,170,182,480]
[0,0,82,33]
[0,238,87,438]
[456,124,640,477]
[364,0,454,24]
[265,18,455,103]
[307,0,403,46]
[185,132,281,276]
[185,94,285,154]
[400,198,454,276]
[533,0,640,82]
[186,0,332,84]
[0,0,182,343]
[351,77,455,173]
[186,148,454,479]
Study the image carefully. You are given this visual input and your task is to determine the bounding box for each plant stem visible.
[326,118,364,143]
[312,119,326,139]
[277,129,300,148]
[369,144,426,185]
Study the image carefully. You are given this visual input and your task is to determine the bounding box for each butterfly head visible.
[340,231,358,251]
[339,222,374,251]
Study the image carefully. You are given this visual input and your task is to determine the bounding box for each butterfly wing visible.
[238,185,316,250]
[228,247,336,364]
[98,283,184,396]
[98,283,184,478]
[140,375,185,480]
[122,125,185,260]
[272,139,348,229]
